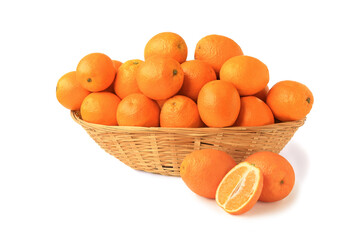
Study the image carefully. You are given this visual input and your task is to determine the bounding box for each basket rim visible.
[70,110,306,133]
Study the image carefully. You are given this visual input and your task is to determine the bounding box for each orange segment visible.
[216,162,263,215]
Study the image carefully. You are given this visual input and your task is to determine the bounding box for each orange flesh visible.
[225,171,256,210]
[217,165,259,211]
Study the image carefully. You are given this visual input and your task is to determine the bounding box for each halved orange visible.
[216,162,263,215]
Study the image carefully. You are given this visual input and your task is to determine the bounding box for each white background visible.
[1,0,359,239]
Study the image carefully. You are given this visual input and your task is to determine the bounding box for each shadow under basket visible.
[71,111,305,177]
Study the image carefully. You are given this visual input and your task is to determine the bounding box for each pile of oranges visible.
[180,149,296,215]
[56,32,314,215]
[56,32,313,128]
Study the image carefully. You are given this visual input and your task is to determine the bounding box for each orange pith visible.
[216,162,263,215]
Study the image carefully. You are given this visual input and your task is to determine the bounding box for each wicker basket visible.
[71,110,305,176]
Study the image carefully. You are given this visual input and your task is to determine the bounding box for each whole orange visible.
[178,60,216,102]
[194,34,243,74]
[180,149,237,199]
[137,56,184,100]
[234,96,274,127]
[220,55,269,96]
[245,151,295,202]
[144,32,188,63]
[160,95,202,128]
[114,59,144,99]
[76,53,116,92]
[116,93,160,127]
[197,80,241,127]
[56,71,90,110]
[80,92,121,126]
[266,80,314,121]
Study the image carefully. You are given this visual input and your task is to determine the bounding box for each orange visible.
[156,99,168,109]
[76,53,116,92]
[56,71,90,110]
[80,92,121,126]
[160,95,202,128]
[144,32,188,63]
[266,80,314,121]
[114,59,144,99]
[252,85,269,102]
[220,55,269,96]
[137,56,184,100]
[245,151,295,202]
[116,93,160,127]
[112,60,123,71]
[194,34,243,74]
[104,61,122,93]
[234,96,274,127]
[216,162,263,215]
[178,60,217,102]
[180,149,237,199]
[197,81,240,127]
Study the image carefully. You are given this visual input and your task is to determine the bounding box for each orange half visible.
[216,162,263,215]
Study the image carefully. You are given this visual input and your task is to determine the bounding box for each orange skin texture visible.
[197,80,241,127]
[194,34,243,74]
[80,92,121,126]
[76,53,116,92]
[104,61,123,93]
[114,59,144,99]
[220,55,269,96]
[136,56,184,100]
[144,32,188,63]
[156,99,168,109]
[112,60,123,71]
[252,85,269,102]
[160,95,202,128]
[178,60,217,102]
[266,80,314,121]
[245,151,295,202]
[180,149,237,199]
[216,162,263,215]
[116,93,160,127]
[56,71,90,110]
[234,96,274,127]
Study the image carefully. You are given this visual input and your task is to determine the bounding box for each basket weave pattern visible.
[71,111,305,176]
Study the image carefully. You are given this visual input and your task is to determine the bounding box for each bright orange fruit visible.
[197,80,241,127]
[180,149,237,199]
[160,95,202,128]
[144,32,188,63]
[137,56,184,100]
[178,60,216,102]
[266,80,314,121]
[113,59,144,99]
[234,96,274,127]
[76,53,116,92]
[220,55,269,96]
[80,92,121,126]
[245,151,295,202]
[194,34,243,74]
[216,162,263,215]
[156,99,168,109]
[112,60,123,71]
[116,93,160,127]
[252,85,269,102]
[56,71,90,110]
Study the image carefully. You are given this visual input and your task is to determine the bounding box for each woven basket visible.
[71,110,305,176]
